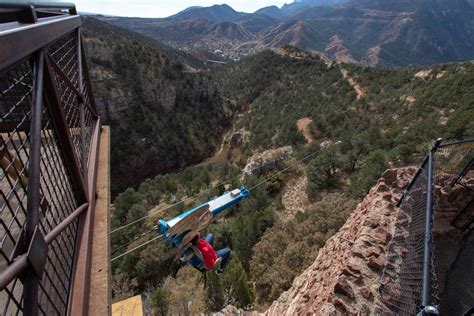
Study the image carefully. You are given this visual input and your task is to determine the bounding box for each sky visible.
[64,0,290,18]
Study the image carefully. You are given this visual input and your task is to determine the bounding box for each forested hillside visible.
[82,17,232,195]
[214,47,473,196]
[109,44,473,314]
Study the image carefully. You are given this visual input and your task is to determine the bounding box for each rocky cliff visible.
[263,166,474,315]
[265,168,416,315]
[243,146,293,176]
[82,17,232,195]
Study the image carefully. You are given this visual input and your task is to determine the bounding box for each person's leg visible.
[204,233,214,246]
[215,248,231,270]
[188,255,203,269]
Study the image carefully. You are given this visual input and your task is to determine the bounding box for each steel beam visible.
[0,15,81,71]
[22,50,44,316]
[47,54,81,97]
[69,118,101,316]
[0,255,29,290]
[44,203,89,244]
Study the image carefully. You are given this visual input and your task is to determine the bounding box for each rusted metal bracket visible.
[26,227,47,279]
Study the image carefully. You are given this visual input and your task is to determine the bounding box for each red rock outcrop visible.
[265,168,417,315]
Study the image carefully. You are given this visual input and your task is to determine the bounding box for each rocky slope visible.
[262,166,474,315]
[265,168,414,315]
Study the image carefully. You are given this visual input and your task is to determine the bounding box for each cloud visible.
[71,0,289,17]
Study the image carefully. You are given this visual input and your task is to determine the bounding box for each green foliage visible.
[151,288,170,316]
[348,149,389,198]
[114,188,145,222]
[231,207,275,271]
[206,257,255,311]
[83,17,231,196]
[306,147,342,199]
[215,51,474,206]
[250,193,357,306]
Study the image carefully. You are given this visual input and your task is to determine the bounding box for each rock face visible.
[243,146,293,176]
[265,168,416,315]
[263,166,473,315]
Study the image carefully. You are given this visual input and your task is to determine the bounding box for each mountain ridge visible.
[97,0,474,67]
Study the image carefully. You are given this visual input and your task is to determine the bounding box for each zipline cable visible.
[111,234,164,262]
[112,225,159,253]
[247,149,320,191]
[111,172,244,234]
[111,190,209,234]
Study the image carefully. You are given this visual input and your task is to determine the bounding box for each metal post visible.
[23,50,44,316]
[421,151,433,307]
[421,138,442,308]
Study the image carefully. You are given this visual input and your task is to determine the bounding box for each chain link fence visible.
[376,139,474,315]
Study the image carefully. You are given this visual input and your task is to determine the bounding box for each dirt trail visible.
[340,69,366,100]
[297,117,313,145]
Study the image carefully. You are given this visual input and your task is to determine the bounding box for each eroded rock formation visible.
[243,146,293,176]
[264,167,473,315]
[265,168,416,315]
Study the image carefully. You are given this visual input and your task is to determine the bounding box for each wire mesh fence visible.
[377,139,474,315]
[376,156,431,315]
[36,104,81,315]
[440,230,474,315]
[0,56,34,316]
[1,8,100,315]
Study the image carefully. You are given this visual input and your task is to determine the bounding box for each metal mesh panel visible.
[440,231,474,315]
[1,10,100,314]
[1,56,83,314]
[434,141,474,187]
[0,57,34,315]
[47,32,84,171]
[36,105,80,315]
[434,141,473,315]
[83,100,95,165]
[376,158,431,316]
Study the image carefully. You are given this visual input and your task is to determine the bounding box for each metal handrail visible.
[0,1,76,11]
[0,202,88,290]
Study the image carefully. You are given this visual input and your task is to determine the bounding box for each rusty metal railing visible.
[0,3,101,315]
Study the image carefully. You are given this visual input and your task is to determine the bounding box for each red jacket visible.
[194,238,218,269]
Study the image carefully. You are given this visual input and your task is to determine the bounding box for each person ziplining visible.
[111,149,322,266]
[180,233,231,275]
